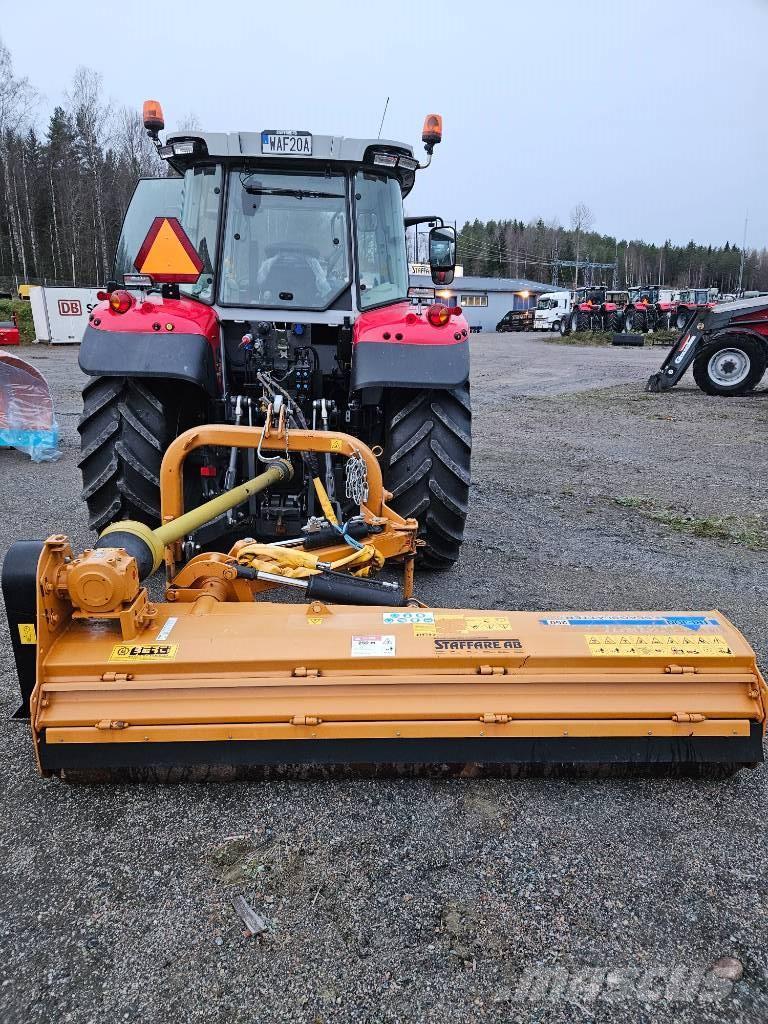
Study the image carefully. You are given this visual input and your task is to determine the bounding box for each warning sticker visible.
[109,643,178,662]
[463,616,513,633]
[434,613,514,637]
[351,635,396,658]
[383,611,435,625]
[586,634,732,657]
[413,623,436,638]
[18,623,36,645]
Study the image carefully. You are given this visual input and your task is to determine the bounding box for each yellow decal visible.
[18,623,36,645]
[464,616,512,633]
[434,613,513,637]
[109,643,178,662]
[307,617,324,626]
[330,438,343,452]
[586,634,732,657]
[413,623,436,637]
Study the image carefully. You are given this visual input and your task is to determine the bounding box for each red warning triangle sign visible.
[134,217,204,283]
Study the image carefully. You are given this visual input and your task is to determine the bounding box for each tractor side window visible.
[113,177,183,283]
[178,165,223,304]
[355,173,408,310]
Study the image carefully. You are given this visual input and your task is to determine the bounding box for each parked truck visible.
[533,290,571,333]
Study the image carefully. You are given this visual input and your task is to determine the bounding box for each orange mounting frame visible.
[158,424,418,587]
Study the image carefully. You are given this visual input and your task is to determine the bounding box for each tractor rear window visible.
[220,171,350,310]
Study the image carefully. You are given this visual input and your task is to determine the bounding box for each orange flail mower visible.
[3,421,766,778]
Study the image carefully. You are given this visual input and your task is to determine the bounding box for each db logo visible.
[58,299,82,316]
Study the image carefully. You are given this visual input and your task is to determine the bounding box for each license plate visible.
[261,131,312,156]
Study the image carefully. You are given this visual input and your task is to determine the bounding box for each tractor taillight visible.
[109,290,133,314]
[427,303,451,327]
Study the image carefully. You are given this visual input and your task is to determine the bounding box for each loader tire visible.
[383,385,471,570]
[78,376,170,532]
[692,335,767,396]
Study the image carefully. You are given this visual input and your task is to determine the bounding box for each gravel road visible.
[2,334,767,1024]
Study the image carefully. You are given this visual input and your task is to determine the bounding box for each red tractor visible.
[77,104,471,568]
[672,288,718,330]
[622,286,676,333]
[647,296,768,395]
[599,289,629,332]
[566,286,606,332]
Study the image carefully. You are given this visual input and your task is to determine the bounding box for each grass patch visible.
[540,327,679,347]
[0,299,34,343]
[612,496,768,549]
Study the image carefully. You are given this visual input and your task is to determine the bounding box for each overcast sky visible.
[3,0,766,248]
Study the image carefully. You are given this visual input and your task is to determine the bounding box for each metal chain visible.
[345,449,369,506]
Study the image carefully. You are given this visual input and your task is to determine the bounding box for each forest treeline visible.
[457,217,765,292]
[0,39,167,290]
[0,36,764,293]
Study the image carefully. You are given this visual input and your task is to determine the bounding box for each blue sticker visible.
[540,615,720,633]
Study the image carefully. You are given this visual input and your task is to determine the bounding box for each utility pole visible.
[552,237,559,287]
[737,210,748,294]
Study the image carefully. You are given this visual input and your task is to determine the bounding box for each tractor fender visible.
[351,301,470,390]
[79,324,219,396]
[708,325,768,350]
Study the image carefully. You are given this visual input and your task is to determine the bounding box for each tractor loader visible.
[3,414,766,778]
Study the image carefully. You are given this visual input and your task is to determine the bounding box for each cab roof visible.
[165,131,414,163]
[164,131,418,194]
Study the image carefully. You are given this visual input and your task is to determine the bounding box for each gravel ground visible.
[2,334,768,1024]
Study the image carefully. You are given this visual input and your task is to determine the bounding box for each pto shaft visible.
[97,459,293,579]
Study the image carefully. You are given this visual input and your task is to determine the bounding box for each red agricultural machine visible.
[647,295,768,395]
[76,103,471,569]
[622,286,676,333]
[566,286,606,332]
[671,288,718,330]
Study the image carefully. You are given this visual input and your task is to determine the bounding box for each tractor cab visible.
[77,105,471,568]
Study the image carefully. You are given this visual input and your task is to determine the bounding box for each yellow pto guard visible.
[3,424,766,777]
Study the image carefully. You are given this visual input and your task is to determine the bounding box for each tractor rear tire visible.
[604,311,619,333]
[692,335,767,396]
[624,308,647,333]
[78,376,171,532]
[383,385,471,569]
[559,316,570,336]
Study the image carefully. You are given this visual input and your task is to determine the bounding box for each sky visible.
[2,0,766,249]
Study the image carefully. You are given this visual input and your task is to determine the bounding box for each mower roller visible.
[3,422,765,778]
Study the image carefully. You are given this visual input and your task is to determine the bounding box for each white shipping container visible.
[30,286,101,344]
